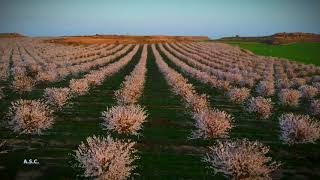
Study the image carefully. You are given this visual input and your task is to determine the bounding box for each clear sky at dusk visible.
[1,0,319,38]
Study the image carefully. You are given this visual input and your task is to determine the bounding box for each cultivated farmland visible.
[0,37,320,179]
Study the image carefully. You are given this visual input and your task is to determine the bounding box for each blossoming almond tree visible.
[69,45,139,96]
[101,45,148,136]
[152,44,233,139]
[278,89,301,107]
[299,85,318,99]
[191,109,233,139]
[101,105,147,135]
[12,75,36,93]
[36,45,129,82]
[310,100,320,118]
[153,44,210,113]
[44,87,71,108]
[8,99,54,135]
[74,135,137,180]
[227,87,251,104]
[158,43,232,92]
[69,79,90,96]
[115,45,148,105]
[204,139,280,179]
[73,45,141,178]
[246,96,272,119]
[279,113,320,144]
[255,80,275,97]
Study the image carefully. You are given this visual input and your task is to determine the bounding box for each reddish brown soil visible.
[46,35,209,45]
[271,32,320,45]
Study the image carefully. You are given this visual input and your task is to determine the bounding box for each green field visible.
[225,42,320,66]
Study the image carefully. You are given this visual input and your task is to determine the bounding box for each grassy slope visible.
[225,42,320,66]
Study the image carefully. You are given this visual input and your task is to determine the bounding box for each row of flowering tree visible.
[6,45,140,136]
[73,45,149,179]
[157,42,320,179]
[164,42,320,120]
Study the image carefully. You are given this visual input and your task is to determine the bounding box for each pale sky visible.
[1,0,319,38]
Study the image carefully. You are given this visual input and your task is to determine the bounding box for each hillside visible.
[227,41,320,66]
[47,35,210,45]
[0,33,25,38]
[217,32,320,45]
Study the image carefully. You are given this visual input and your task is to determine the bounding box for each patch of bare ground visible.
[46,35,209,45]
[272,32,320,45]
